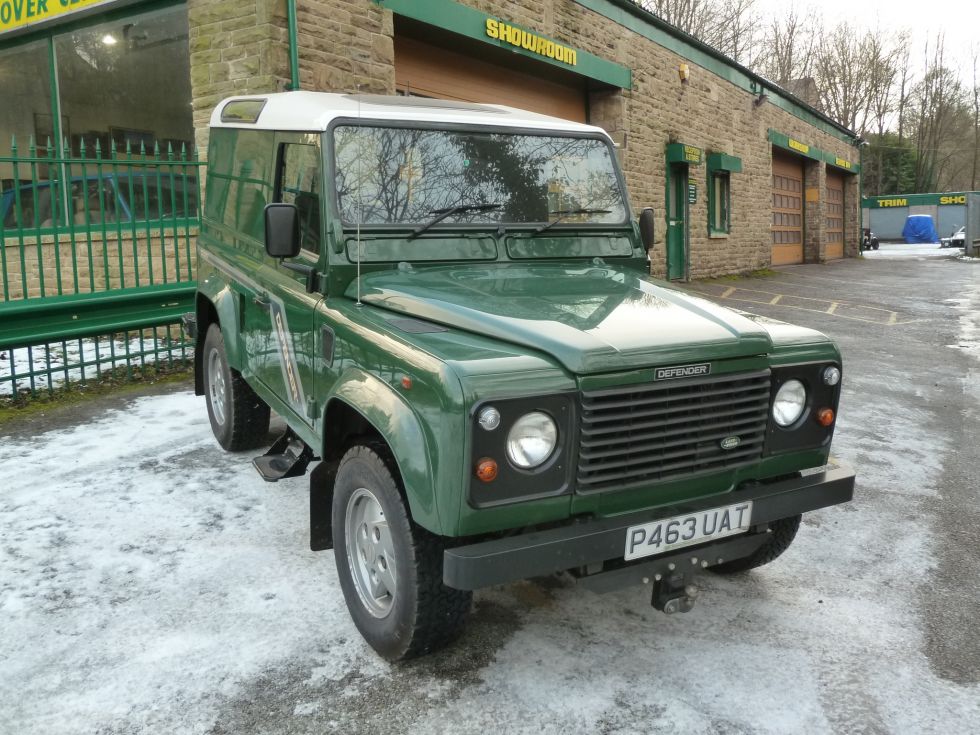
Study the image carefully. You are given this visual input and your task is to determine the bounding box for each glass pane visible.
[333,126,627,226]
[0,41,55,227]
[279,143,321,254]
[55,5,194,158]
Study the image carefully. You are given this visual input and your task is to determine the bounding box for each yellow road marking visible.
[769,295,782,305]
[721,286,736,298]
[826,303,839,314]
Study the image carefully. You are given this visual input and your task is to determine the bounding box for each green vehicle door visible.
[256,133,324,427]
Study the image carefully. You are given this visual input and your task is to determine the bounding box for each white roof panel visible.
[209,92,610,138]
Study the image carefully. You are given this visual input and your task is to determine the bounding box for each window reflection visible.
[333,126,627,226]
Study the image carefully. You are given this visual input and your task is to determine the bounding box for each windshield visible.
[332,124,628,227]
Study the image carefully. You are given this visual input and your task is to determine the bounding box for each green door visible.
[667,162,688,280]
[257,133,325,428]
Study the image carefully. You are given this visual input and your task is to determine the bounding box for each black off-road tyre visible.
[332,443,472,661]
[710,514,802,574]
[202,323,270,451]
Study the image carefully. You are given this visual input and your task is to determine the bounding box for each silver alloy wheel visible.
[345,487,396,618]
[207,348,227,426]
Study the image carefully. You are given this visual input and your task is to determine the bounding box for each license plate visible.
[624,500,753,561]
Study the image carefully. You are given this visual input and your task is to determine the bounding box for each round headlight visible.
[773,379,807,427]
[823,366,841,386]
[506,412,558,469]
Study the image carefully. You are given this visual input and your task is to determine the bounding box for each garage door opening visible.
[393,18,599,123]
[772,150,805,265]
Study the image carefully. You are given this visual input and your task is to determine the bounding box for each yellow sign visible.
[878,198,907,207]
[683,145,702,164]
[788,138,810,155]
[0,0,110,35]
[940,195,967,205]
[486,18,577,66]
[834,157,852,170]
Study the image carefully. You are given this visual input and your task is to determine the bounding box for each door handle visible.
[253,294,271,311]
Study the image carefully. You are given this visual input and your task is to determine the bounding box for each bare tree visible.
[636,0,760,65]
[760,6,817,86]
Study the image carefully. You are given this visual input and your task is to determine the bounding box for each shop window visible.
[277,143,322,254]
[706,152,742,237]
[0,41,54,183]
[55,6,194,157]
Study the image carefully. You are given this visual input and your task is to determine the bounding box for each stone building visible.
[0,0,863,280]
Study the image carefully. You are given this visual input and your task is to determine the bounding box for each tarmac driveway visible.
[1,253,978,734]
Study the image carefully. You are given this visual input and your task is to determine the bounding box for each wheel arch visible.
[193,287,242,395]
[318,370,444,537]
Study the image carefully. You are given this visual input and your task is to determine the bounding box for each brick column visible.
[187,0,291,155]
[803,160,826,263]
[843,173,861,257]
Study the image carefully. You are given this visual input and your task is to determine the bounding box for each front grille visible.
[577,370,771,492]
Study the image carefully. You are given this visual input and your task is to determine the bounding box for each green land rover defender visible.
[186,92,855,661]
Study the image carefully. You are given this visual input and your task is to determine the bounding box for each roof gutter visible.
[600,0,859,141]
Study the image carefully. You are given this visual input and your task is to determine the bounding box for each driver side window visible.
[277,142,321,254]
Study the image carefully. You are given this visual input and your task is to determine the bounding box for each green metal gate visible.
[0,137,203,399]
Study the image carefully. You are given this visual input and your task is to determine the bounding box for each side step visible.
[252,429,316,482]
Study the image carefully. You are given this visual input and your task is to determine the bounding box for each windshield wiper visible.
[409,202,502,239]
[533,208,613,236]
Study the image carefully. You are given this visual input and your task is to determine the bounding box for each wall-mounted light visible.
[753,91,769,107]
[678,63,690,84]
[101,34,118,46]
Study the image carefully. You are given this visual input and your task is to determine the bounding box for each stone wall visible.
[185,0,862,278]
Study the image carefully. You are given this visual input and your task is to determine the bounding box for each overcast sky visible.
[754,0,979,81]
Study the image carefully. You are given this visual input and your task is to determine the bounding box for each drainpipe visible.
[286,0,300,91]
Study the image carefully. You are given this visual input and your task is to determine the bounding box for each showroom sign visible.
[0,0,112,35]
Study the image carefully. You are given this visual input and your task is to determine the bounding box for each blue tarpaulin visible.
[902,214,939,243]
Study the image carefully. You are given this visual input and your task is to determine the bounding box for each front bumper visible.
[443,462,855,590]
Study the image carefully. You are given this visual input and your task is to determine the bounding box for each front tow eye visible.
[651,572,699,614]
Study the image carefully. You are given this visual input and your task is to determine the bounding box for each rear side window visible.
[204,128,274,242]
[276,143,321,254]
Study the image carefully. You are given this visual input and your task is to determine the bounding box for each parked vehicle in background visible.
[187,92,855,661]
[0,173,200,232]
[940,227,965,249]
[861,228,879,251]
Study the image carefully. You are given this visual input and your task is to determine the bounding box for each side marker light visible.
[816,408,835,427]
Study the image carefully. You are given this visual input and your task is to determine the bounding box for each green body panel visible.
[197,121,846,541]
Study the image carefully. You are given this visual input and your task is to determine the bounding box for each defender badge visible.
[654,363,711,381]
[720,436,741,450]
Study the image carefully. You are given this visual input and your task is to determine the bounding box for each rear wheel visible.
[332,443,471,661]
[711,515,802,574]
[202,323,270,451]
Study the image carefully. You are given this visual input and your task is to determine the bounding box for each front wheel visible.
[332,443,471,661]
[202,323,270,451]
[710,515,802,574]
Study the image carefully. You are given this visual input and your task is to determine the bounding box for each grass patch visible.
[0,363,193,425]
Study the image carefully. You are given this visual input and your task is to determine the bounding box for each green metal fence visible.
[0,137,202,399]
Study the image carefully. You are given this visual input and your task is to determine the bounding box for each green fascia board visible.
[573,0,859,145]
[666,142,703,165]
[862,192,977,208]
[768,130,861,174]
[376,0,632,89]
[707,152,741,173]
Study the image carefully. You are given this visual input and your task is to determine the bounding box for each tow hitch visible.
[651,571,699,614]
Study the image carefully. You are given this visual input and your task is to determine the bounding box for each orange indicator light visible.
[401,375,413,390]
[816,408,835,427]
[475,458,498,483]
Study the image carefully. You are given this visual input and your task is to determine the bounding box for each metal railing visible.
[1,137,202,399]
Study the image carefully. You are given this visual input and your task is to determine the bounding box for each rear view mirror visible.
[639,207,656,250]
[264,203,300,259]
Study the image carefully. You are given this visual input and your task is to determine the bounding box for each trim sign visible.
[654,363,711,381]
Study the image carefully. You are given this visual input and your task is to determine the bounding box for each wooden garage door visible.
[772,151,805,265]
[825,170,845,260]
[394,36,587,123]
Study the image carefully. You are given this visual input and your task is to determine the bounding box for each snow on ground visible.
[863,242,963,259]
[0,334,189,396]
[1,390,978,734]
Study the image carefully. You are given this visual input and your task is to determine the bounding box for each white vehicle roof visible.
[209,91,611,139]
